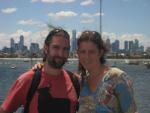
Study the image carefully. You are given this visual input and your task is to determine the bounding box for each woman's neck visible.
[88,64,104,78]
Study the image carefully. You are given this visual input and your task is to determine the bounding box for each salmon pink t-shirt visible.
[1,69,78,113]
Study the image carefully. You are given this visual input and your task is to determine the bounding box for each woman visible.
[76,30,137,113]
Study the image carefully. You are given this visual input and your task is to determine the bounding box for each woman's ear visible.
[99,49,104,57]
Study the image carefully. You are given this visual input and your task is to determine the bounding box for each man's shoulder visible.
[17,70,35,82]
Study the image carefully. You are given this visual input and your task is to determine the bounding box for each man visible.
[0,28,78,113]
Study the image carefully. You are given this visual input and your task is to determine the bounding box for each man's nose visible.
[58,49,65,57]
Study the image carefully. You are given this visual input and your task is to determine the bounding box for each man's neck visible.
[43,62,63,76]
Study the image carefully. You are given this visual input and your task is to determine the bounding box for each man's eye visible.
[79,50,85,54]
[64,47,70,51]
[89,50,96,54]
[52,46,59,49]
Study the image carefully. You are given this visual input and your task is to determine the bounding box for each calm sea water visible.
[0,58,150,113]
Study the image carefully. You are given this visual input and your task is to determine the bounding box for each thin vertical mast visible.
[100,0,102,35]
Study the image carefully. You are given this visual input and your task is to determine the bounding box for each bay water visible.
[0,58,150,113]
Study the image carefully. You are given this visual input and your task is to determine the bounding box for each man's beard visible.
[47,55,67,69]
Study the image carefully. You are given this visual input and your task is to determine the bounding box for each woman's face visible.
[77,41,102,71]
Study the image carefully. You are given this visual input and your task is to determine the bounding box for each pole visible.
[100,0,102,35]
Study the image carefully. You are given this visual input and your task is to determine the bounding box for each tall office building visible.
[19,35,24,50]
[134,39,139,51]
[71,29,77,53]
[112,40,120,52]
[20,35,24,45]
[106,38,111,51]
[124,41,129,51]
[129,41,134,52]
[10,38,15,48]
[10,38,15,52]
[30,43,39,54]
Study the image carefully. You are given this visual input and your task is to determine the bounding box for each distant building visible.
[129,41,134,52]
[10,38,15,53]
[10,35,27,54]
[106,38,111,51]
[19,35,24,51]
[71,29,77,53]
[134,39,139,50]
[30,43,39,54]
[145,47,150,55]
[124,41,129,52]
[112,40,120,52]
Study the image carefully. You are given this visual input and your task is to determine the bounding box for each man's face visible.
[45,36,70,69]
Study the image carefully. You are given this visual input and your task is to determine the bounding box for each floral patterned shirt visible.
[78,67,137,113]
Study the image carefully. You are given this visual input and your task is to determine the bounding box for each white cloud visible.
[48,11,77,19]
[10,29,32,42]
[1,7,17,14]
[40,0,75,3]
[31,0,75,3]
[18,19,47,28]
[80,12,102,17]
[18,19,38,25]
[0,33,8,49]
[80,12,100,24]
[31,0,39,3]
[30,29,49,48]
[120,33,144,41]
[94,12,104,16]
[80,13,91,18]
[0,33,6,37]
[80,0,94,6]
[81,18,94,24]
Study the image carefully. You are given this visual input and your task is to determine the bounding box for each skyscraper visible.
[106,38,111,51]
[124,41,129,51]
[129,41,134,52]
[112,40,120,52]
[71,29,77,53]
[19,35,24,51]
[10,38,15,49]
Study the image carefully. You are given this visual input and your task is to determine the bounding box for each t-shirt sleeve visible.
[1,72,32,113]
[114,73,137,113]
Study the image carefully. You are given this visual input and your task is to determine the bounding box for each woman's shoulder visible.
[108,67,125,76]
[103,67,129,82]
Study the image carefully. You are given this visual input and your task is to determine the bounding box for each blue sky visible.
[0,0,150,49]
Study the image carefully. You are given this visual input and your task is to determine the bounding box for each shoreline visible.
[0,58,150,60]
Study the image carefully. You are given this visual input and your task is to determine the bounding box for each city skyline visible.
[0,0,150,49]
[5,33,145,51]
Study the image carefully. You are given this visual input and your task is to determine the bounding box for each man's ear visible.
[44,44,48,54]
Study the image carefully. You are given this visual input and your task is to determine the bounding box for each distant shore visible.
[0,58,150,62]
